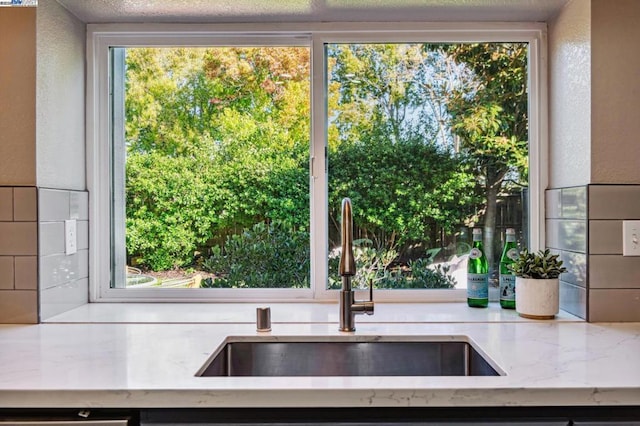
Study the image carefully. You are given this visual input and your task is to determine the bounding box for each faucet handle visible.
[368,278,374,302]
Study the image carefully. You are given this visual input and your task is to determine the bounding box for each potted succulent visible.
[508,249,567,319]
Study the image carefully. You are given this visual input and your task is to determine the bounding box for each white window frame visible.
[87,22,547,303]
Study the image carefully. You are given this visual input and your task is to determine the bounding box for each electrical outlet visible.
[622,220,640,256]
[65,219,77,255]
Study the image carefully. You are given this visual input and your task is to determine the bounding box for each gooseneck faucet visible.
[339,198,374,332]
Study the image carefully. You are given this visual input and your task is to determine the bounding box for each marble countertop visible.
[0,303,639,409]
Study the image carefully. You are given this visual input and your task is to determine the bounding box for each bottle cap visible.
[506,228,515,235]
[472,228,482,235]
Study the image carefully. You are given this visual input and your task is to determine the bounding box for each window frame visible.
[87,22,547,303]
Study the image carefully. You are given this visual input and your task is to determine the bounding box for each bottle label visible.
[499,274,516,301]
[467,273,488,299]
[469,248,483,260]
[507,248,519,261]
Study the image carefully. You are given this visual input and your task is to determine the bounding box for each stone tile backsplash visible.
[587,184,640,321]
[589,289,640,322]
[0,186,38,323]
[0,188,14,221]
[589,220,623,255]
[589,255,640,289]
[14,255,37,290]
[588,185,640,220]
[13,187,37,221]
[0,256,14,290]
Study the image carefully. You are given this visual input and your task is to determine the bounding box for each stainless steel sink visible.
[197,337,502,377]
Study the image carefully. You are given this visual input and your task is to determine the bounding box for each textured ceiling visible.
[55,0,569,24]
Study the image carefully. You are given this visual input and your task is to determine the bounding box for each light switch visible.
[65,219,77,255]
[622,220,640,256]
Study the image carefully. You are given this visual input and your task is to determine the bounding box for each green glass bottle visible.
[467,228,488,308]
[499,228,518,309]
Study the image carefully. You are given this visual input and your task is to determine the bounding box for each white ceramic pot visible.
[515,277,559,320]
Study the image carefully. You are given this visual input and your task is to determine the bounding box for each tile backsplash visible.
[0,186,38,323]
[546,185,588,319]
[0,188,13,220]
[38,188,89,320]
[3,183,640,323]
[587,184,640,321]
[547,184,640,321]
[0,187,90,323]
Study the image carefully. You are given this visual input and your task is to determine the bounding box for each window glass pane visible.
[119,46,310,289]
[326,43,529,294]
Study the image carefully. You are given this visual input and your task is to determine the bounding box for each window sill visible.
[43,302,583,324]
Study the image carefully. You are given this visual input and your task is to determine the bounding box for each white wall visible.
[548,0,591,188]
[548,0,640,187]
[36,0,86,190]
[35,1,89,320]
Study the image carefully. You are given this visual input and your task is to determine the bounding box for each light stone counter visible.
[0,303,639,409]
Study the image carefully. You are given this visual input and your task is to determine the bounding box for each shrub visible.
[202,221,310,288]
[392,259,457,289]
[126,152,216,270]
[328,136,479,250]
[328,240,456,290]
[327,239,397,290]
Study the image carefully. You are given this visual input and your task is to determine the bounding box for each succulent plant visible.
[508,249,567,279]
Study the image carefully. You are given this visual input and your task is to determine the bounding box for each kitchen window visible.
[87,24,547,302]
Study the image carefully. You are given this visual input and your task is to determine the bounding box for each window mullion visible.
[110,47,127,289]
[310,36,331,299]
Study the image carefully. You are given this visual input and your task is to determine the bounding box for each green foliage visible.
[328,240,456,290]
[445,43,529,151]
[508,249,567,279]
[123,43,528,277]
[434,43,529,267]
[124,47,310,270]
[328,44,432,144]
[408,260,457,289]
[327,43,483,253]
[329,136,480,250]
[202,222,310,288]
[200,277,216,288]
[328,239,398,290]
[125,152,216,270]
[377,260,457,289]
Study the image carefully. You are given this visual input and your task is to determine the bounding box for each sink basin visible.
[197,336,501,377]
